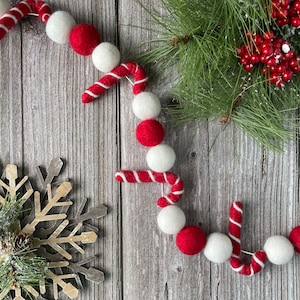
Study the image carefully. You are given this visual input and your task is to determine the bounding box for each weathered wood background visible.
[0,0,299,299]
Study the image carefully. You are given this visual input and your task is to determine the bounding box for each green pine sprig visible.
[0,194,49,296]
[138,0,300,150]
[0,193,23,233]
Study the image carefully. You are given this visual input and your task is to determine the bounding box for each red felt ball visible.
[289,226,300,253]
[136,119,164,147]
[176,225,207,256]
[70,24,101,56]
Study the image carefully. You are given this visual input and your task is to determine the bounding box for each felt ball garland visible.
[0,0,124,104]
[106,57,300,275]
[3,0,300,278]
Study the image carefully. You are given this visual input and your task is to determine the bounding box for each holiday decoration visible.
[86,58,300,276]
[0,159,107,299]
[137,0,300,150]
[82,61,148,103]
[2,0,300,289]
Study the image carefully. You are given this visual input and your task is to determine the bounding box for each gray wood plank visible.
[0,0,299,299]
[0,0,121,299]
[118,1,300,300]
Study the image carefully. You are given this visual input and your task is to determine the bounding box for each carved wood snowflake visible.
[0,158,107,300]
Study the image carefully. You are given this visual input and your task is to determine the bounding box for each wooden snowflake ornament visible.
[0,158,107,300]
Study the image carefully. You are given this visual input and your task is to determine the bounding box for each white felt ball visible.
[132,92,161,120]
[203,233,233,263]
[46,11,76,44]
[263,235,294,265]
[157,205,186,235]
[0,0,10,17]
[146,144,176,172]
[92,42,121,72]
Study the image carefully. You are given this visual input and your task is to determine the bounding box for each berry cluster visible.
[237,31,300,87]
[271,0,300,27]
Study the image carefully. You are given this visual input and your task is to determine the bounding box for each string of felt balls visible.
[2,0,300,278]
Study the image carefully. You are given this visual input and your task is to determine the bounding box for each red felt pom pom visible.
[176,225,207,255]
[289,226,300,253]
[69,24,101,56]
[136,119,164,147]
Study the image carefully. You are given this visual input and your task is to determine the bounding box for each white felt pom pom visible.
[0,0,10,17]
[263,235,294,265]
[203,233,233,263]
[92,42,121,72]
[157,205,186,235]
[146,144,176,172]
[132,92,161,120]
[46,11,76,44]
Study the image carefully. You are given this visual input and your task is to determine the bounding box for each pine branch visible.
[0,194,23,233]
[138,0,300,150]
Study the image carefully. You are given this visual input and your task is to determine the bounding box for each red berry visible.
[262,46,273,56]
[275,79,285,87]
[282,69,293,81]
[243,53,251,60]
[261,40,272,48]
[277,7,289,18]
[276,62,287,73]
[276,18,290,27]
[259,54,268,63]
[290,56,300,73]
[289,58,298,69]
[284,51,294,59]
[244,64,254,72]
[271,9,278,19]
[266,57,277,66]
[263,31,275,40]
[291,17,300,27]
[281,0,291,6]
[268,73,280,85]
[240,57,249,65]
[270,65,277,73]
[250,53,260,64]
[253,34,263,46]
[292,0,300,12]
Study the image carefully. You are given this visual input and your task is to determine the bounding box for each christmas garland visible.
[138,0,300,151]
[89,61,300,276]
[3,0,300,298]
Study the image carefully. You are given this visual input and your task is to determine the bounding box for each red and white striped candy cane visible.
[82,61,148,103]
[115,170,184,208]
[36,1,52,23]
[0,0,52,40]
[229,201,267,276]
[0,0,34,40]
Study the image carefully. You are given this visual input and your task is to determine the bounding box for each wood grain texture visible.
[0,0,299,299]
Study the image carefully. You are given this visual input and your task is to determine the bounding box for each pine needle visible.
[138,0,300,150]
[0,194,49,295]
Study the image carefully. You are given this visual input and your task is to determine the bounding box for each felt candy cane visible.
[36,1,52,23]
[115,170,184,207]
[0,0,34,40]
[0,0,51,40]
[82,61,148,103]
[229,201,267,276]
